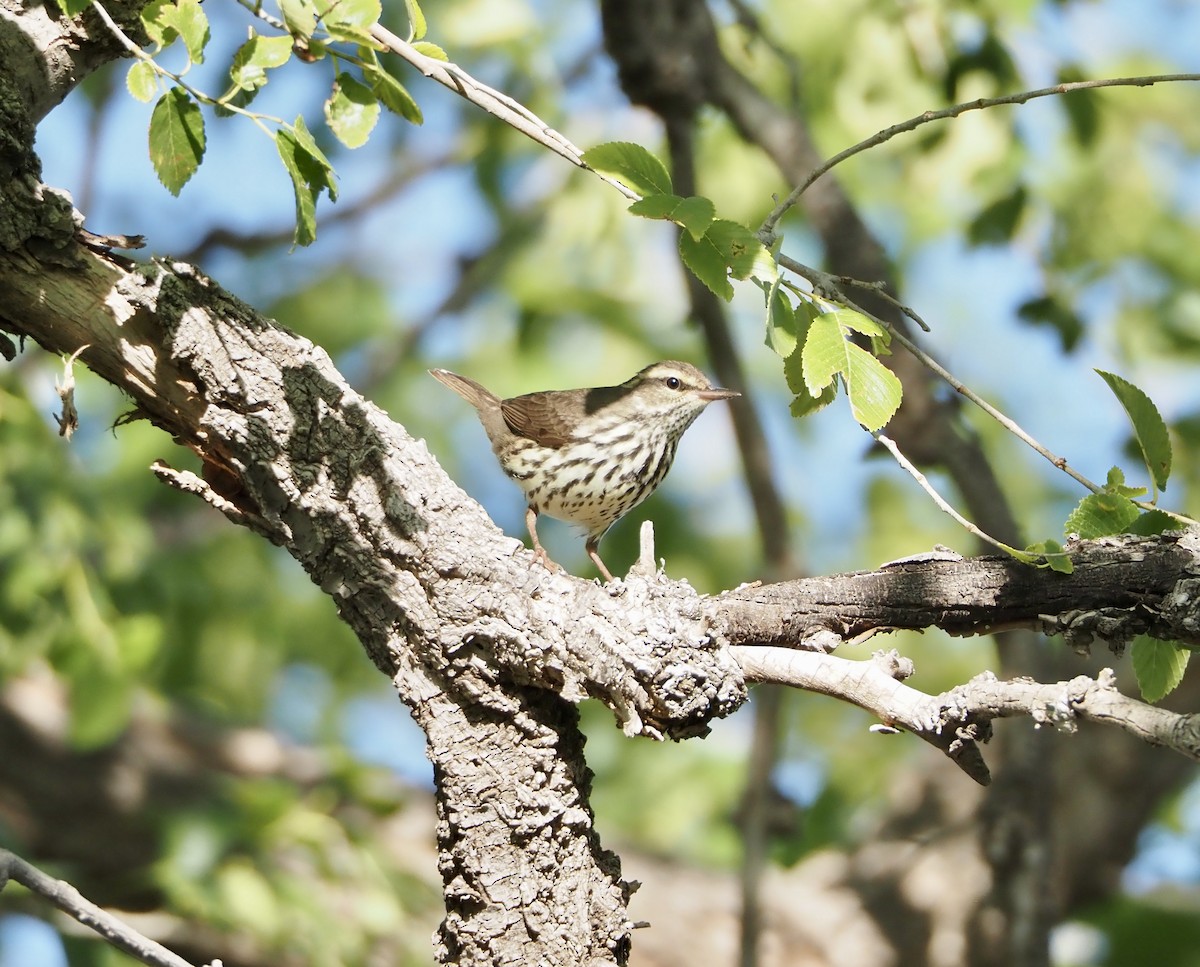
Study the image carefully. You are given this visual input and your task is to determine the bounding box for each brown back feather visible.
[501,382,631,449]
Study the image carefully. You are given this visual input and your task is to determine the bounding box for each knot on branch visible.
[444,566,747,742]
[1153,576,1200,646]
[1041,608,1144,656]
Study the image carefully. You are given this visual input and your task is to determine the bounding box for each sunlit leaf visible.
[411,40,447,60]
[628,194,715,241]
[801,310,902,431]
[1064,492,1140,539]
[1103,466,1146,499]
[148,87,205,196]
[1131,636,1189,702]
[404,0,426,39]
[323,0,379,29]
[581,142,672,197]
[679,230,731,301]
[765,288,797,358]
[157,0,209,65]
[126,59,159,103]
[325,72,380,148]
[280,0,318,40]
[229,33,294,91]
[1024,539,1074,573]
[364,64,422,123]
[1096,369,1172,492]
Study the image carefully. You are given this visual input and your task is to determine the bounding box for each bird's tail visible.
[428,369,499,410]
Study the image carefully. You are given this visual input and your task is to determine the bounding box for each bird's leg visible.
[525,506,562,573]
[584,536,616,583]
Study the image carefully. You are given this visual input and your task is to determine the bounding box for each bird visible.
[429,360,739,581]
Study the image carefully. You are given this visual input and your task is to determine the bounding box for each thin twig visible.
[0,849,199,967]
[873,431,1018,556]
[760,73,1200,239]
[777,248,1107,496]
[91,0,282,132]
[368,24,641,202]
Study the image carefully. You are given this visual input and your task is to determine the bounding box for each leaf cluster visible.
[582,142,903,433]
[103,0,441,243]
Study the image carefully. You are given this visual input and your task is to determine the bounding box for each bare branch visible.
[761,73,1200,238]
[0,849,200,967]
[733,648,1200,783]
[369,24,640,201]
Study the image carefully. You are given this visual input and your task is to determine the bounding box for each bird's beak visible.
[697,388,740,401]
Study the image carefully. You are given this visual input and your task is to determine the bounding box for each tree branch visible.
[714,533,1200,652]
[761,73,1200,238]
[734,648,1200,785]
[0,849,199,967]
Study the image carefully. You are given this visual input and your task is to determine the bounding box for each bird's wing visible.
[500,392,574,448]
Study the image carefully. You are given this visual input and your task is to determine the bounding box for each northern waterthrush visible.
[429,361,739,581]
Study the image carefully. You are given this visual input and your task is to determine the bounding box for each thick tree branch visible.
[714,534,1200,651]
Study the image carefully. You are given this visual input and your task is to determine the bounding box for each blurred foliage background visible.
[3,0,1200,964]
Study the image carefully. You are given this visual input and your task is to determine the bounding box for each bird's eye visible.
[665,376,682,390]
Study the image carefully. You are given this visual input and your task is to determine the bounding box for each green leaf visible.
[405,0,426,39]
[801,310,902,431]
[323,0,380,29]
[1103,466,1146,499]
[627,194,715,241]
[967,185,1027,246]
[1064,492,1140,539]
[842,346,902,431]
[1024,539,1074,574]
[69,667,134,749]
[140,0,176,48]
[157,0,209,65]
[1016,294,1084,353]
[705,220,764,280]
[677,219,770,302]
[148,88,206,196]
[325,72,381,148]
[1131,636,1189,702]
[323,22,383,46]
[58,0,92,17]
[276,131,318,247]
[670,194,717,240]
[280,0,318,40]
[765,288,797,358]
[1126,510,1179,536]
[788,382,838,419]
[411,40,447,60]
[1096,369,1172,492]
[275,117,336,246]
[833,308,892,354]
[228,33,294,92]
[126,60,159,103]
[363,64,422,123]
[679,230,732,301]
[581,142,672,197]
[290,116,336,199]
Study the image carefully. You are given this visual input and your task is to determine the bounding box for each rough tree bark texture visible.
[4,1,1200,965]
